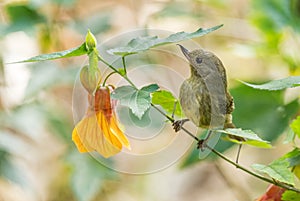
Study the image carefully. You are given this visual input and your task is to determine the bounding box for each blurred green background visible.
[0,0,299,201]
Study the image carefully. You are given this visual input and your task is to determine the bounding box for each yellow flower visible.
[72,86,130,158]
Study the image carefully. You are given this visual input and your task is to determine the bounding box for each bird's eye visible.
[196,57,203,64]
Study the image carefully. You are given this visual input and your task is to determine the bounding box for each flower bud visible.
[80,65,101,94]
[85,30,97,52]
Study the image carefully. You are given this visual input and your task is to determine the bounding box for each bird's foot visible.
[196,139,205,150]
[172,119,189,132]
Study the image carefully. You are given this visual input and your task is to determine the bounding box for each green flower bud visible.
[80,65,101,94]
[85,30,97,52]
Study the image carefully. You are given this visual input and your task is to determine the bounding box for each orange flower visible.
[72,86,131,158]
[256,184,286,201]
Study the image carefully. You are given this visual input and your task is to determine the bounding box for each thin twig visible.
[205,144,300,193]
[97,55,137,88]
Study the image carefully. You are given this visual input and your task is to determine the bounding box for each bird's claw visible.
[197,130,213,151]
[172,119,189,132]
[196,139,206,150]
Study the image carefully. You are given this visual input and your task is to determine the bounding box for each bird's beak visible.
[177,44,190,60]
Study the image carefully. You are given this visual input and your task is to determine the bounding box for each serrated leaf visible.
[111,85,136,101]
[252,159,294,185]
[152,90,182,117]
[112,84,157,119]
[107,25,223,56]
[141,84,159,93]
[13,42,87,63]
[218,128,271,147]
[240,76,300,91]
[129,90,151,119]
[291,116,300,139]
[282,190,300,201]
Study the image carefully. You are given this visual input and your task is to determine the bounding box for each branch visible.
[205,144,300,193]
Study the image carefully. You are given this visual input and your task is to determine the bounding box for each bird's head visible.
[178,44,217,77]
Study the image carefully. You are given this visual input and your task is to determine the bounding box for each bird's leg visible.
[197,130,213,151]
[172,119,189,132]
[171,101,177,119]
[235,144,242,165]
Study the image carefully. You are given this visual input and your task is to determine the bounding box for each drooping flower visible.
[72,86,131,158]
[256,184,286,201]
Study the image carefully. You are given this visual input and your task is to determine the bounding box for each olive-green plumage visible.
[178,45,235,130]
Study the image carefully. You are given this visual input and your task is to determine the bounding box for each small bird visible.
[174,45,243,148]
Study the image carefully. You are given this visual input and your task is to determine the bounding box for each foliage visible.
[14,43,88,63]
[111,84,159,119]
[107,24,223,56]
[2,0,300,200]
[218,128,271,148]
[241,76,300,90]
[152,90,182,117]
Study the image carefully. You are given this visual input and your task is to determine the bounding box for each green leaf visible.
[107,25,223,56]
[112,84,158,119]
[67,151,115,201]
[152,90,182,117]
[242,140,272,148]
[218,128,271,148]
[5,4,45,33]
[111,85,136,100]
[240,76,300,91]
[141,84,159,93]
[294,165,300,180]
[291,116,300,138]
[252,159,294,185]
[282,190,300,201]
[129,90,151,119]
[13,42,87,63]
[281,148,300,167]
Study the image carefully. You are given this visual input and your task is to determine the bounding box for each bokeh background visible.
[0,0,300,201]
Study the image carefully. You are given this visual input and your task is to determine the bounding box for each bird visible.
[174,44,243,149]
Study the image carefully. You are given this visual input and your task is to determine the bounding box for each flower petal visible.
[72,113,122,158]
[72,129,89,153]
[109,114,131,149]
